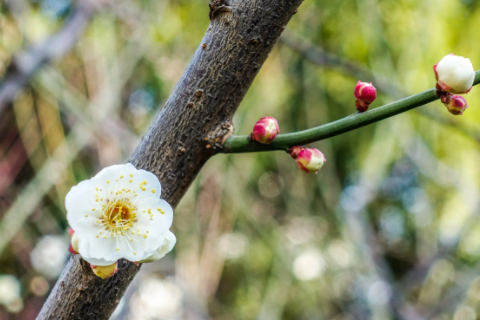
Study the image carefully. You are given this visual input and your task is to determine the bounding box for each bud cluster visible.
[434,53,475,115]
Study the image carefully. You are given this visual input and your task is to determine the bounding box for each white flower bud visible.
[434,54,475,94]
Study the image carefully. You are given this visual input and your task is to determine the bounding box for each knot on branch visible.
[209,0,233,20]
[204,121,234,150]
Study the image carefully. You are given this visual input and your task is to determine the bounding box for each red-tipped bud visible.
[296,148,326,174]
[251,117,280,144]
[289,146,304,159]
[90,262,118,279]
[354,81,377,112]
[444,95,468,115]
[434,54,475,94]
[68,229,79,255]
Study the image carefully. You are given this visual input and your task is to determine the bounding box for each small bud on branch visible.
[444,94,468,115]
[251,117,280,144]
[354,81,377,112]
[68,229,79,255]
[296,148,326,174]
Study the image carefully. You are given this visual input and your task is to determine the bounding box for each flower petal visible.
[83,256,116,267]
[77,235,120,266]
[129,169,162,198]
[138,231,176,263]
[92,163,138,197]
[136,198,173,232]
[66,180,105,233]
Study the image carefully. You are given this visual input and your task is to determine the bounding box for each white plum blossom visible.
[66,163,175,268]
[434,54,475,94]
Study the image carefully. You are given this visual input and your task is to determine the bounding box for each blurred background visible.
[1,0,480,319]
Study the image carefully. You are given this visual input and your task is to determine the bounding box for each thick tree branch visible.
[221,71,480,154]
[36,0,304,319]
[0,2,94,114]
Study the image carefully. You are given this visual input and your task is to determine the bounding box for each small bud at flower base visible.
[90,262,118,279]
[434,54,475,94]
[68,231,79,255]
[444,95,468,115]
[296,148,326,174]
[251,117,280,144]
[354,81,377,112]
[289,146,304,159]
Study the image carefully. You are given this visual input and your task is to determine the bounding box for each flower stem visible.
[221,71,480,154]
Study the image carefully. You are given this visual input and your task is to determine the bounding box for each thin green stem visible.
[221,71,480,154]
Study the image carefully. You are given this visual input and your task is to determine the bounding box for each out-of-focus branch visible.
[279,31,405,99]
[222,71,480,154]
[0,2,95,114]
[280,32,480,144]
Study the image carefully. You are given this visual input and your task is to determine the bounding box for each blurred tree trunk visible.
[36,0,304,319]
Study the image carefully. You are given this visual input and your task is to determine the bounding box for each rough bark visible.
[36,0,304,319]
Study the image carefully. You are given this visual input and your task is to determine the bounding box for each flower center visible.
[97,198,137,238]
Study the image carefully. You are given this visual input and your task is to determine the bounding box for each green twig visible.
[221,71,480,154]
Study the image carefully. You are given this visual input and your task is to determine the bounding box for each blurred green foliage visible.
[1,0,480,319]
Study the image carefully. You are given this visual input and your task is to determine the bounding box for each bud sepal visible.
[90,262,118,279]
[289,146,304,159]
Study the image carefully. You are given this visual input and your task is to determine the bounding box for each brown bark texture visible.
[36,0,304,319]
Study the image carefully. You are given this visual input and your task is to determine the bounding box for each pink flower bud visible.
[90,262,118,279]
[444,95,468,115]
[296,148,326,174]
[289,146,304,159]
[354,81,377,112]
[251,117,280,144]
[434,54,475,94]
